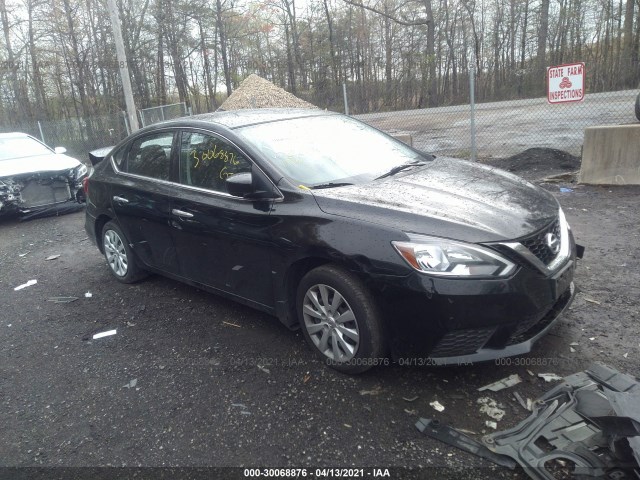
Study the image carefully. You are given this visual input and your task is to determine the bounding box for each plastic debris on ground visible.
[84,292,93,298]
[485,421,498,429]
[231,403,251,415]
[47,296,79,304]
[359,386,382,396]
[416,364,640,480]
[429,400,445,412]
[123,379,137,389]
[257,365,270,374]
[92,329,117,340]
[513,392,533,412]
[538,373,563,382]
[18,253,29,257]
[45,254,60,261]
[403,396,419,402]
[222,321,242,328]
[14,279,37,291]
[478,374,521,392]
[559,187,574,193]
[477,397,505,421]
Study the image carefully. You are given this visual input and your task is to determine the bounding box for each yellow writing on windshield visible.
[191,146,240,168]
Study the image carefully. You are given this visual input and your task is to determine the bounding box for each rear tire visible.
[297,265,385,374]
[101,221,147,283]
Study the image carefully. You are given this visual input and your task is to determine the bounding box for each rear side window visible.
[125,132,174,180]
[179,132,251,193]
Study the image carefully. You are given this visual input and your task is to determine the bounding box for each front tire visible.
[635,93,640,122]
[101,221,147,283]
[297,265,385,374]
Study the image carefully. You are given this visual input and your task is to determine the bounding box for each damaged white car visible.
[0,132,88,218]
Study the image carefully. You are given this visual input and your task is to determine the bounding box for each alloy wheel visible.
[103,229,128,277]
[302,284,360,362]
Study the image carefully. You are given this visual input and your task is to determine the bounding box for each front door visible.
[169,130,277,309]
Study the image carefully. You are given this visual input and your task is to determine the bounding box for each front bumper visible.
[420,281,575,365]
[377,246,578,363]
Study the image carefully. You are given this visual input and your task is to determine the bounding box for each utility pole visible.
[106,0,139,132]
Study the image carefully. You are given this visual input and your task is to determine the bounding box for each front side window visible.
[179,131,251,193]
[125,132,174,180]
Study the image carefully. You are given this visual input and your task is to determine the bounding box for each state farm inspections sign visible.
[547,62,585,103]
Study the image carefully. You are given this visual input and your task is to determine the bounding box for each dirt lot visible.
[1,154,639,478]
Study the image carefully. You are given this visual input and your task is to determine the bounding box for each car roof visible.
[164,108,336,130]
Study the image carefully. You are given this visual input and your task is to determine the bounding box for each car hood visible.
[311,157,560,243]
[0,153,81,178]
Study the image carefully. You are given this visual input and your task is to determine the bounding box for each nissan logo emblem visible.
[545,233,560,255]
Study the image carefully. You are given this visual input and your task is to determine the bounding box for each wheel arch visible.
[94,214,114,253]
[278,254,377,329]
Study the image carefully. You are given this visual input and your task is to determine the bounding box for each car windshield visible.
[236,115,429,187]
[0,136,53,161]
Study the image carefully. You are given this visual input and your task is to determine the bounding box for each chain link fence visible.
[355,89,638,160]
[139,102,190,127]
[1,78,637,164]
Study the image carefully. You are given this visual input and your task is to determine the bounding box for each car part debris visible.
[430,400,445,412]
[14,279,37,291]
[123,379,137,389]
[257,365,270,374]
[478,397,506,421]
[482,363,640,480]
[538,373,563,382]
[486,421,498,429]
[403,395,419,402]
[47,296,79,303]
[92,329,117,339]
[84,292,93,298]
[415,418,516,469]
[479,374,522,392]
[45,254,60,261]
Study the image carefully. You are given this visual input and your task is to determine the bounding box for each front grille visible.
[430,327,496,357]
[521,219,561,265]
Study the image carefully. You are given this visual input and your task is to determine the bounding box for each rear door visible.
[110,130,180,275]
[169,129,278,309]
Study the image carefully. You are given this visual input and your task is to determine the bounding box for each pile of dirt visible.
[218,74,317,111]
[481,147,581,182]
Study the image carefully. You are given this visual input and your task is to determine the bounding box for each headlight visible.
[75,164,88,178]
[392,235,516,278]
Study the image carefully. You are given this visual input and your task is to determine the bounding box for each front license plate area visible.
[553,261,574,299]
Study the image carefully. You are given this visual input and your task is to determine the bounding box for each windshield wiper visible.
[375,161,427,180]
[310,182,355,190]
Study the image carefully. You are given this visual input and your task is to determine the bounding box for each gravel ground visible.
[1,161,639,477]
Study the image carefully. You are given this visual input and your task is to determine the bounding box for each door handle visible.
[113,196,129,204]
[172,209,194,219]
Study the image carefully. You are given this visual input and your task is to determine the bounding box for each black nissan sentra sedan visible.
[84,109,580,373]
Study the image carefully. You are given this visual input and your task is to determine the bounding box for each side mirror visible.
[226,172,253,197]
[226,171,278,200]
[54,146,67,155]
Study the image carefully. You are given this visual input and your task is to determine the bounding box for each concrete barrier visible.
[579,124,640,185]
